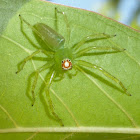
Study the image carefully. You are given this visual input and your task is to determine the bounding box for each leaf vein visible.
[0,104,18,128]
[1,35,79,127]
[76,66,138,128]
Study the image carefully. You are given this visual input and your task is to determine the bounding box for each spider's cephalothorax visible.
[16,9,131,127]
[62,58,72,70]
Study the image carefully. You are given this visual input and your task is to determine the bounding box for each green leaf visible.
[0,0,30,34]
[0,0,140,139]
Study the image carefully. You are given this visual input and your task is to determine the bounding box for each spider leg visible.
[74,46,125,58]
[55,8,70,45]
[67,66,78,78]
[54,74,64,82]
[16,49,53,74]
[75,60,131,96]
[19,15,55,52]
[32,63,54,106]
[73,33,116,51]
[45,70,64,126]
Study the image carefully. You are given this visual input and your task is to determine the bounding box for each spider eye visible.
[69,59,71,62]
[62,61,64,63]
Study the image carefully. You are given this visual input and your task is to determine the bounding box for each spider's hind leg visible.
[19,14,35,32]
[55,7,70,44]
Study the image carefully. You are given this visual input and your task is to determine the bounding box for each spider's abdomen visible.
[54,48,73,73]
[34,23,65,51]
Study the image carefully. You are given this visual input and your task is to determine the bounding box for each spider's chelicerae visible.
[16,8,131,126]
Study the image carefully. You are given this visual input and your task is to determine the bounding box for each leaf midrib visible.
[0,127,140,134]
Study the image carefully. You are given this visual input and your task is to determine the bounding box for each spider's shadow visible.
[78,66,124,94]
[26,70,59,122]
[82,51,121,56]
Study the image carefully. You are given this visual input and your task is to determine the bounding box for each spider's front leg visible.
[45,69,64,126]
[74,45,125,58]
[75,60,131,96]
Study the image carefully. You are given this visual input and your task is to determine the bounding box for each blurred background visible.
[48,0,140,30]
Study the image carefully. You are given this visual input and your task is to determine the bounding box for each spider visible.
[16,8,131,126]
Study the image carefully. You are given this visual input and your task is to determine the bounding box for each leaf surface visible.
[0,0,140,139]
